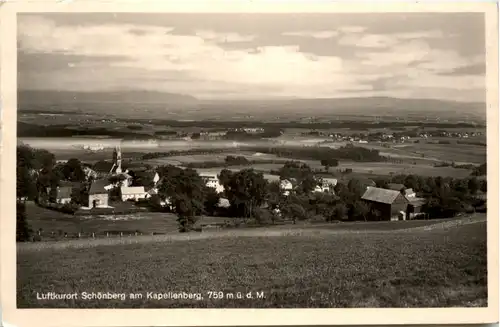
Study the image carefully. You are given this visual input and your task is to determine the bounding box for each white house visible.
[199,173,225,194]
[313,178,337,194]
[120,186,147,202]
[405,188,416,198]
[279,179,294,196]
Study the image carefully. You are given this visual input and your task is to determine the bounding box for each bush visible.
[253,208,274,224]
[282,203,308,223]
[60,203,80,214]
[310,214,326,223]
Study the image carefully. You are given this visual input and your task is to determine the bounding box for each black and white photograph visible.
[2,2,499,326]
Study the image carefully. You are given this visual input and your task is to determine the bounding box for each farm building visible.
[199,173,225,194]
[45,182,80,204]
[86,179,109,208]
[120,186,147,202]
[406,197,427,219]
[361,186,410,221]
[405,188,416,198]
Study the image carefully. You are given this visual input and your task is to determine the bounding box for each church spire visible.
[114,144,122,174]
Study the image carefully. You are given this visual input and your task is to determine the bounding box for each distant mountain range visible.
[18,90,486,121]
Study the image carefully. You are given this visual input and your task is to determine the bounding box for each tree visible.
[156,165,206,232]
[279,161,317,194]
[331,203,348,221]
[320,158,339,172]
[218,169,233,190]
[221,169,269,219]
[203,186,221,216]
[281,202,307,224]
[61,158,86,182]
[352,201,370,221]
[374,178,390,189]
[480,179,487,193]
[16,202,32,242]
[109,174,127,186]
[17,166,37,200]
[404,174,419,191]
[71,183,88,206]
[347,178,366,197]
[17,145,57,200]
[131,171,156,189]
[471,163,486,176]
[468,177,480,194]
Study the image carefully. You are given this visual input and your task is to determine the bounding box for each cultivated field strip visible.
[17,215,486,252]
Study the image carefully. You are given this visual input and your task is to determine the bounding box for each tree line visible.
[245,144,384,162]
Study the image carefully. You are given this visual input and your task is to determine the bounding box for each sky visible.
[18,13,486,102]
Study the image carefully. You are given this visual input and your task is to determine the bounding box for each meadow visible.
[17,214,487,308]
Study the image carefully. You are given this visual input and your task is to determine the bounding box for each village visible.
[32,143,432,225]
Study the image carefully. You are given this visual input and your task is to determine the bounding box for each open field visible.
[17,215,487,308]
[24,202,180,236]
[142,151,286,166]
[194,161,474,179]
[26,201,472,240]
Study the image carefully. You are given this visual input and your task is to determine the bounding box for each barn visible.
[87,179,109,208]
[361,186,410,221]
[406,197,427,219]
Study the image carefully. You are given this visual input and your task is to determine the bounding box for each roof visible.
[147,187,158,195]
[56,186,73,199]
[92,161,114,173]
[387,183,405,191]
[362,187,404,204]
[89,179,109,195]
[120,186,146,195]
[408,197,426,207]
[263,174,280,181]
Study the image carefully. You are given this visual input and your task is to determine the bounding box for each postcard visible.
[1,1,498,326]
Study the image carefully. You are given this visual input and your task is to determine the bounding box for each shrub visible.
[310,214,326,223]
[253,208,274,224]
[60,203,80,215]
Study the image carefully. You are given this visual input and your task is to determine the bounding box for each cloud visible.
[18,15,486,102]
[282,30,339,39]
[439,63,486,76]
[338,26,367,34]
[339,30,447,49]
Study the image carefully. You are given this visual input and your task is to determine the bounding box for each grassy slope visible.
[17,219,487,308]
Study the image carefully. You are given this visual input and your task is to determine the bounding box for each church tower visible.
[113,144,122,174]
